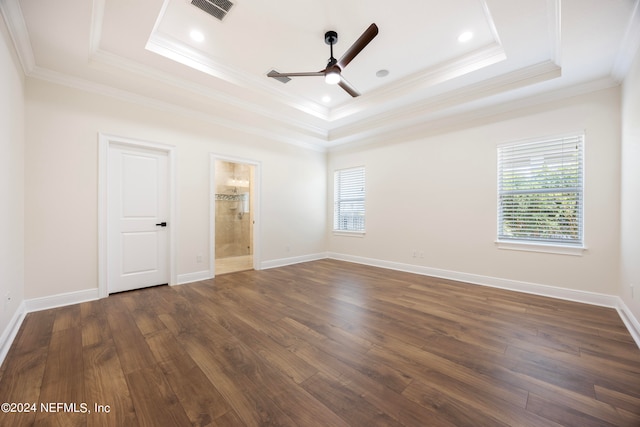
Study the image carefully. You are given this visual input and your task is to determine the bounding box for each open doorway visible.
[213,159,255,275]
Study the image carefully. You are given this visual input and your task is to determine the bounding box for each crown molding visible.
[611,0,640,81]
[328,42,507,123]
[327,75,618,152]
[7,0,327,153]
[326,0,505,123]
[327,61,561,146]
[28,65,328,152]
[89,48,329,140]
[547,0,562,65]
[0,0,34,73]
[89,0,105,54]
[145,2,331,122]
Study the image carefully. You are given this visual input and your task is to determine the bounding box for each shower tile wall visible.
[215,161,252,259]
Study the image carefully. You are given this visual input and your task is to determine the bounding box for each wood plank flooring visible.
[1,259,639,426]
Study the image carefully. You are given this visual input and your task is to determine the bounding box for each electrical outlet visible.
[196,254,203,263]
[631,284,635,299]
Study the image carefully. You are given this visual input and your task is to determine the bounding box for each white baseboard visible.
[615,299,640,349]
[260,252,328,270]
[0,288,98,366]
[328,252,640,348]
[0,301,27,366]
[24,288,100,313]
[177,270,212,285]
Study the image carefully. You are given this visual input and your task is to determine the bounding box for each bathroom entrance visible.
[213,159,255,275]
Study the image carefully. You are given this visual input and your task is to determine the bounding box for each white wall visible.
[328,87,621,296]
[0,16,25,339]
[24,78,326,299]
[621,46,640,322]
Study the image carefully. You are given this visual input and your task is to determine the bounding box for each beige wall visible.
[0,17,25,335]
[24,78,327,299]
[328,87,621,295]
[621,47,640,322]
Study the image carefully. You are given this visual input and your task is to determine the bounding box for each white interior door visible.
[108,144,169,293]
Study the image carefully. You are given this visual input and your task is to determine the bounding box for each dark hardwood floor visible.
[1,259,639,426]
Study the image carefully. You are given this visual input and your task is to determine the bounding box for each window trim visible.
[495,240,586,256]
[496,132,586,255]
[333,230,366,237]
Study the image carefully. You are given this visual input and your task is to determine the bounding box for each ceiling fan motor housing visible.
[325,31,338,45]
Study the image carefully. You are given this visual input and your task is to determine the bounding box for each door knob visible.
[155,222,167,227]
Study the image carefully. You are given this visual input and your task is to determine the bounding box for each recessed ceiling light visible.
[190,30,205,43]
[322,95,331,103]
[376,69,389,78]
[458,31,473,43]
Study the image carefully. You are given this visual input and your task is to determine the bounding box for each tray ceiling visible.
[2,0,639,149]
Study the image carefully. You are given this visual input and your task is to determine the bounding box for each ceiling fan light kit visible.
[325,69,341,85]
[267,23,379,97]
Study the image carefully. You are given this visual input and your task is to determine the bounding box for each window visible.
[497,134,584,249]
[334,166,365,232]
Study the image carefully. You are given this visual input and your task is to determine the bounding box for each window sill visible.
[333,230,366,237]
[495,240,585,256]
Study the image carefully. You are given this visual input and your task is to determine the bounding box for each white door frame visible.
[98,133,177,298]
[210,153,261,277]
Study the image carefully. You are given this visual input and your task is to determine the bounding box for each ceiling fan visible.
[267,23,379,98]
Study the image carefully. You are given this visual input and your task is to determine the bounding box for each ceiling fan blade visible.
[338,76,361,97]
[267,70,325,78]
[336,23,378,70]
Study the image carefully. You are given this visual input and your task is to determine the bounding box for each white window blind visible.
[498,134,584,246]
[334,167,365,232]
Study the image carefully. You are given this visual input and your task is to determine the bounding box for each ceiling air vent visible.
[191,0,234,21]
[269,70,291,84]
